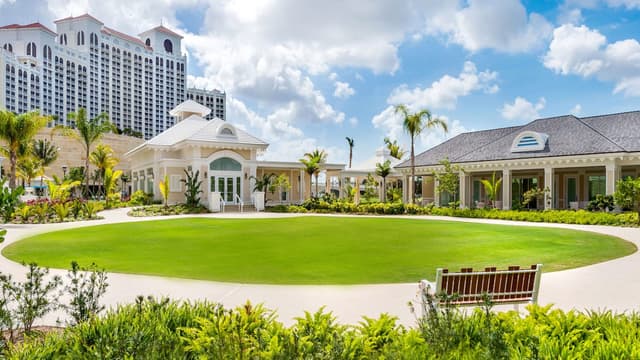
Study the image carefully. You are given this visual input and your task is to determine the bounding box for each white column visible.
[502,169,512,210]
[299,170,305,202]
[605,162,621,195]
[434,178,440,207]
[544,167,554,210]
[459,171,469,209]
[402,175,409,203]
[340,175,346,199]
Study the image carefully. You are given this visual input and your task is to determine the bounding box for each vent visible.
[511,131,548,152]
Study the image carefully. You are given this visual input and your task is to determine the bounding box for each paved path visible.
[1,208,639,327]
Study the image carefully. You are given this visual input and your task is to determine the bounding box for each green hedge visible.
[269,200,638,226]
[7,298,640,359]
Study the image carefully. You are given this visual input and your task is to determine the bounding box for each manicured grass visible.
[2,217,635,284]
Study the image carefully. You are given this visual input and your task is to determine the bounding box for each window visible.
[510,131,549,153]
[77,31,85,45]
[219,127,233,136]
[588,175,606,200]
[210,157,241,171]
[145,38,151,47]
[164,39,173,53]
[170,175,182,192]
[3,43,12,52]
[26,42,36,57]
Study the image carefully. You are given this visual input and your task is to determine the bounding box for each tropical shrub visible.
[52,202,71,221]
[83,201,102,219]
[181,169,203,208]
[587,194,615,212]
[129,190,152,206]
[0,181,24,223]
[63,261,108,325]
[127,204,209,217]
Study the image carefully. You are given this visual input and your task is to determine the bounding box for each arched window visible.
[220,128,233,135]
[26,42,36,57]
[76,31,85,45]
[145,38,151,47]
[510,131,549,153]
[3,43,12,52]
[43,45,51,60]
[210,157,242,171]
[59,34,67,45]
[163,39,173,53]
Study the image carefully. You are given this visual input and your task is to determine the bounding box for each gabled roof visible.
[0,22,57,36]
[126,116,268,157]
[140,25,183,39]
[54,13,104,25]
[398,111,640,168]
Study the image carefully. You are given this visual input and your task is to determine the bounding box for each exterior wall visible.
[256,168,303,204]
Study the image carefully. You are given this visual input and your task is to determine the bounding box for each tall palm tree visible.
[0,110,49,189]
[303,149,327,197]
[395,104,448,204]
[345,137,354,168]
[31,138,58,193]
[383,137,406,160]
[65,108,114,197]
[375,160,391,202]
[89,144,119,179]
[299,157,319,199]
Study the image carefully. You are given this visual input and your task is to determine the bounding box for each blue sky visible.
[2,0,640,166]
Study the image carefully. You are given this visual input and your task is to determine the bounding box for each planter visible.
[254,191,265,211]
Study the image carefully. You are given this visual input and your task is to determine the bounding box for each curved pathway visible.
[1,208,639,327]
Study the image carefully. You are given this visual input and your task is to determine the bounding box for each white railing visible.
[235,193,244,213]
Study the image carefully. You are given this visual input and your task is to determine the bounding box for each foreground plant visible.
[181,168,202,208]
[64,261,108,325]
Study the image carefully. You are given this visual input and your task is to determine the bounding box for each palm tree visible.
[303,149,327,197]
[395,104,448,204]
[65,108,114,197]
[0,110,49,189]
[480,172,503,208]
[249,173,275,192]
[103,168,123,208]
[31,138,59,194]
[16,157,43,187]
[299,157,319,199]
[383,137,406,160]
[345,137,354,168]
[375,159,391,202]
[90,144,119,179]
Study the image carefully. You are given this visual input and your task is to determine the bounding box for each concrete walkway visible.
[1,208,639,327]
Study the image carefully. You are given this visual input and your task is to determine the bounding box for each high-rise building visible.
[186,87,225,121]
[0,14,186,139]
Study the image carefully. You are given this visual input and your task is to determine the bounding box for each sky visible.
[1,0,640,167]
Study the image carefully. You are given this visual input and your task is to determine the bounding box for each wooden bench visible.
[429,264,542,309]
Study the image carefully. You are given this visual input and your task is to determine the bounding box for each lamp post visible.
[62,165,68,179]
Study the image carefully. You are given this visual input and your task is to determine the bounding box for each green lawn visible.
[2,217,635,284]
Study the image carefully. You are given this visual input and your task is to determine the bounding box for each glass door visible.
[215,176,241,203]
[567,177,577,208]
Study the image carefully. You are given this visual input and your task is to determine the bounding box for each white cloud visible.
[371,61,494,144]
[424,0,553,53]
[333,81,355,99]
[418,116,469,151]
[571,104,582,115]
[501,97,546,122]
[349,117,358,127]
[0,0,16,7]
[543,24,640,96]
[386,61,498,111]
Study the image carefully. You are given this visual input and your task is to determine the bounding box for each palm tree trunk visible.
[410,135,415,204]
[315,174,319,197]
[309,174,313,199]
[85,149,90,199]
[9,151,17,189]
[383,177,386,202]
[349,149,352,169]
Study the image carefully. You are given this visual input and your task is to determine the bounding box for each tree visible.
[345,137,354,168]
[303,149,327,197]
[103,168,123,208]
[395,104,448,204]
[181,169,203,208]
[89,144,119,179]
[480,172,503,208]
[384,137,406,160]
[65,108,115,197]
[433,159,461,208]
[0,110,49,189]
[363,173,379,203]
[250,173,275,192]
[158,175,170,208]
[299,157,319,199]
[614,177,640,225]
[375,160,392,202]
[120,173,130,196]
[16,157,43,187]
[269,174,291,203]
[0,179,24,222]
[31,138,58,194]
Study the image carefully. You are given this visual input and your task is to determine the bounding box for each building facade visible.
[0,14,186,139]
[396,111,640,210]
[186,88,225,121]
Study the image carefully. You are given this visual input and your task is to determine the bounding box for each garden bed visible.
[127,204,209,217]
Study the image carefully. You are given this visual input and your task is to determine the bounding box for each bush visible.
[127,204,209,217]
[8,299,640,359]
[128,190,153,206]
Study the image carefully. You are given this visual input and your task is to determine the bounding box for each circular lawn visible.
[2,217,635,284]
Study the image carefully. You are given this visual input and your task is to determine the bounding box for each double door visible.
[212,175,241,203]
